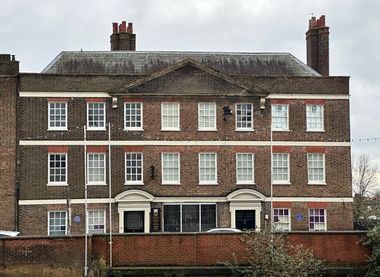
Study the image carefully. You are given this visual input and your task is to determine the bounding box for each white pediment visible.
[227,189,266,202]
[115,189,154,203]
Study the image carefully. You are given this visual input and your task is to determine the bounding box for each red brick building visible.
[1,16,353,235]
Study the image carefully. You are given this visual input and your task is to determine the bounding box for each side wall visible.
[0,76,17,231]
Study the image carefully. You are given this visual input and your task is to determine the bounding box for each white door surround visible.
[115,190,154,233]
[227,189,265,231]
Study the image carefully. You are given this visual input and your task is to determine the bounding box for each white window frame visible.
[199,153,218,185]
[87,209,106,234]
[307,153,326,185]
[124,102,143,131]
[87,153,107,185]
[47,153,68,186]
[272,153,290,184]
[309,208,327,231]
[161,153,181,185]
[125,152,144,185]
[271,104,289,131]
[198,102,217,131]
[48,101,68,131]
[306,104,324,132]
[161,102,180,131]
[87,102,106,131]
[273,208,291,232]
[235,103,254,131]
[236,153,255,185]
[48,210,67,236]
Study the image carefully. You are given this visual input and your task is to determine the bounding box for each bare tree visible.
[352,154,378,221]
[352,154,378,197]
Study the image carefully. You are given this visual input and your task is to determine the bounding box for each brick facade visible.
[0,16,353,236]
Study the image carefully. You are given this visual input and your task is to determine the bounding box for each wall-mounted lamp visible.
[264,214,269,220]
[150,165,155,180]
[112,97,118,109]
[223,105,233,121]
[260,97,266,110]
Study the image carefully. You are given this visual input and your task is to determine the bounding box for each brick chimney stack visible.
[110,21,136,51]
[306,15,329,76]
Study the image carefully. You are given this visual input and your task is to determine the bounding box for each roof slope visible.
[42,51,320,76]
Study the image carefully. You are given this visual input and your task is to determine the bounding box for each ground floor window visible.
[309,208,326,231]
[273,208,291,231]
[163,204,216,232]
[48,210,67,236]
[87,210,106,234]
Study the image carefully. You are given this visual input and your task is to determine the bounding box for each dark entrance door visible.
[124,211,144,233]
[236,210,255,230]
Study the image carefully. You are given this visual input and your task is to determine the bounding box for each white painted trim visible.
[306,104,324,132]
[19,91,349,100]
[118,203,150,233]
[87,153,106,185]
[20,91,110,98]
[18,196,354,205]
[19,140,351,147]
[87,209,107,234]
[230,202,262,231]
[267,94,349,100]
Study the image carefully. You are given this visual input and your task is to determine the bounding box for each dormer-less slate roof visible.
[42,51,320,76]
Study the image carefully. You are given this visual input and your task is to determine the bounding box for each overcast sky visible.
[1,0,379,187]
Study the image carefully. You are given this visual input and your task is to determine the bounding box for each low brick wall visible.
[92,232,370,267]
[0,232,371,276]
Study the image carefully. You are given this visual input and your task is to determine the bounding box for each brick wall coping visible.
[0,231,368,240]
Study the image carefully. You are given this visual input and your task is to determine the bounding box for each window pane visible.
[272,153,289,182]
[162,103,179,129]
[236,104,253,129]
[125,103,143,129]
[164,205,180,232]
[182,205,199,232]
[236,153,254,183]
[309,209,326,231]
[273,208,290,231]
[88,210,105,234]
[306,105,323,130]
[198,103,216,130]
[271,104,288,130]
[307,153,325,183]
[199,153,217,183]
[162,153,180,183]
[49,102,67,129]
[49,211,67,236]
[201,204,216,231]
[48,153,67,183]
[125,153,143,183]
[88,153,105,183]
[88,102,105,128]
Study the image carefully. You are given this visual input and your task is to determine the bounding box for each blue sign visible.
[73,215,81,223]
[296,213,304,221]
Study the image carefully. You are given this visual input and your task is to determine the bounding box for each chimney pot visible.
[127,22,133,33]
[112,22,118,34]
[319,15,326,27]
